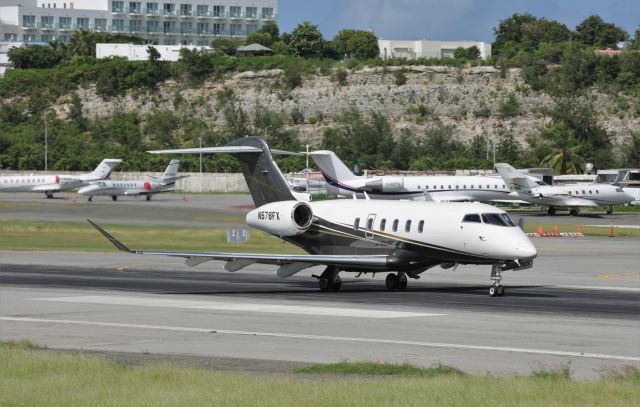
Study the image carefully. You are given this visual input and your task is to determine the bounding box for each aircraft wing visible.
[148,146,301,155]
[554,196,599,207]
[31,184,60,192]
[88,220,390,277]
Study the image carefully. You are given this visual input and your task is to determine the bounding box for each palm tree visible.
[69,28,95,57]
[541,124,584,174]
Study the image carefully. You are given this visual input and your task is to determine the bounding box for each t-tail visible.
[86,159,122,181]
[494,163,538,194]
[309,150,359,185]
[149,136,296,206]
[161,159,181,180]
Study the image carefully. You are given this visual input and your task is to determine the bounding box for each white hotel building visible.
[0,0,277,45]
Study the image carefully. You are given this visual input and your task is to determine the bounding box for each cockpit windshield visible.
[481,213,517,227]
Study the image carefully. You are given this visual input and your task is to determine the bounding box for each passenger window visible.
[463,185,467,189]
[462,214,481,223]
[596,190,599,194]
[405,220,411,232]
[568,191,572,195]
[582,190,586,194]
[380,218,386,231]
[392,219,399,232]
[440,185,444,189]
[471,185,474,189]
[448,185,451,189]
[589,190,592,194]
[366,217,374,230]
[494,184,498,189]
[354,218,360,230]
[456,185,459,189]
[487,184,490,189]
[418,220,424,233]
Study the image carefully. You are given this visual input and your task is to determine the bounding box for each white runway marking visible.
[36,295,443,319]
[3,316,639,362]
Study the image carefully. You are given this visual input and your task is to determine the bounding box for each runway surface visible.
[1,193,639,378]
[1,238,639,379]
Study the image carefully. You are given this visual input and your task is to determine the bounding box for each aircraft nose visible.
[78,186,95,195]
[515,238,537,259]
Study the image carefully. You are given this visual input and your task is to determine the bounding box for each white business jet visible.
[0,159,121,198]
[495,163,634,215]
[89,137,537,297]
[78,159,186,201]
[309,150,516,202]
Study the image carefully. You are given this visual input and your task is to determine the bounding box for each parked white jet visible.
[0,159,121,198]
[495,163,635,215]
[78,159,186,202]
[89,137,537,297]
[309,150,516,202]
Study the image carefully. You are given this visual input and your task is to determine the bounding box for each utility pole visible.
[199,136,203,193]
[44,120,49,171]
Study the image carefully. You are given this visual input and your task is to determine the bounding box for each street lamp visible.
[485,136,496,170]
[199,136,203,193]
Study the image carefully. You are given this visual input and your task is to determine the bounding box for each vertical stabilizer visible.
[87,159,122,180]
[162,159,180,179]
[495,163,538,193]
[309,150,357,182]
[226,137,296,206]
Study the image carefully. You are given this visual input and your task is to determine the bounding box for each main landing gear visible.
[146,195,151,201]
[112,195,118,201]
[385,272,408,291]
[569,209,579,216]
[318,266,341,291]
[489,263,505,297]
[547,207,556,216]
[88,196,93,202]
[45,191,54,199]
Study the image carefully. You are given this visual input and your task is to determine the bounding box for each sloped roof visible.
[237,43,273,52]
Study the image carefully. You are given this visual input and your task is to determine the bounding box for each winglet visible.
[87,219,132,253]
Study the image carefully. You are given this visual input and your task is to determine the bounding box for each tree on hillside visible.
[493,13,571,57]
[7,44,65,69]
[287,22,325,58]
[332,29,379,59]
[574,15,628,48]
[245,21,280,47]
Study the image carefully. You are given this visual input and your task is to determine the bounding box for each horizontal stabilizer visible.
[148,146,301,156]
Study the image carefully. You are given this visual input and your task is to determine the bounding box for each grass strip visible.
[522,223,640,237]
[0,219,304,253]
[1,341,639,407]
[296,361,465,377]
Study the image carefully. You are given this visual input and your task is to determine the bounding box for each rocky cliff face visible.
[67,65,639,147]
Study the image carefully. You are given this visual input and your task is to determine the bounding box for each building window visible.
[4,33,17,41]
[246,6,257,19]
[22,15,36,28]
[129,2,141,13]
[196,40,208,46]
[77,18,89,28]
[41,16,54,28]
[163,3,175,14]
[59,17,71,28]
[196,5,208,16]
[112,19,124,32]
[163,21,176,33]
[197,22,209,34]
[246,24,258,35]
[95,18,107,31]
[146,2,158,14]
[164,39,176,45]
[229,6,241,17]
[147,20,159,32]
[41,34,54,42]
[23,34,36,42]
[112,1,124,12]
[180,22,192,34]
[261,7,273,19]
[180,4,192,16]
[213,5,224,17]
[213,23,224,35]
[129,19,142,32]
[230,23,242,36]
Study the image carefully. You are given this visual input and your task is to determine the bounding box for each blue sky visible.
[278,0,639,42]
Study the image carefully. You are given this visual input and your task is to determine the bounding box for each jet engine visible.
[246,200,313,236]
[364,177,404,193]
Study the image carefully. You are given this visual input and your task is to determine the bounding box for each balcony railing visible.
[110,7,275,20]
[17,22,257,37]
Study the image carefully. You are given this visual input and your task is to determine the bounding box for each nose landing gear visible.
[489,263,505,297]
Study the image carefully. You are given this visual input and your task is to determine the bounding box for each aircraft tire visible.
[385,273,398,290]
[146,195,151,201]
[330,276,342,291]
[88,196,93,202]
[547,207,556,216]
[570,209,578,216]
[496,285,504,296]
[112,196,118,201]
[319,276,331,292]
[398,275,408,291]
[489,285,497,297]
